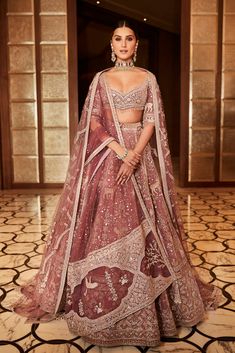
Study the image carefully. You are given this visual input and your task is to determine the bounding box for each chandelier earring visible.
[133,44,138,62]
[110,44,116,62]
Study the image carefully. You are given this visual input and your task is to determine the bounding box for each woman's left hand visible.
[123,149,141,168]
[116,163,134,185]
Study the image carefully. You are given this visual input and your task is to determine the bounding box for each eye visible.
[114,37,121,41]
[127,37,134,41]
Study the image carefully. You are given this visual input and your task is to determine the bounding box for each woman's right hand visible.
[123,149,141,168]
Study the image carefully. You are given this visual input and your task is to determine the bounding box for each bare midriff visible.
[116,109,143,124]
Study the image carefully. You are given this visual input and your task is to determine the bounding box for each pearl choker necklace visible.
[114,60,135,70]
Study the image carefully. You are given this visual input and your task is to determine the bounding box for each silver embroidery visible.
[104,270,118,302]
[67,220,152,293]
[119,274,129,285]
[146,240,166,269]
[144,102,153,113]
[84,277,98,296]
[94,302,103,314]
[78,299,84,316]
[65,273,173,335]
[110,86,147,111]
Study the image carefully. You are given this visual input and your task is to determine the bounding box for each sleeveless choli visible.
[12,69,221,347]
[109,79,148,111]
[102,75,156,125]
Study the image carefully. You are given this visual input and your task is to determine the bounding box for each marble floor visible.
[0,188,235,353]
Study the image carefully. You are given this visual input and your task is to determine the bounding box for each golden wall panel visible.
[191,101,217,127]
[191,44,217,70]
[191,129,216,153]
[191,16,217,43]
[8,15,34,43]
[221,156,235,180]
[6,0,70,186]
[12,130,38,155]
[190,156,215,181]
[41,45,67,72]
[42,74,68,99]
[40,0,66,13]
[43,156,69,183]
[223,72,235,98]
[9,74,36,100]
[43,128,69,155]
[192,72,216,99]
[222,129,235,153]
[11,102,37,128]
[42,102,68,127]
[223,44,235,70]
[9,45,35,72]
[223,100,235,127]
[189,0,235,183]
[224,0,235,12]
[13,157,39,183]
[191,0,217,13]
[224,15,235,43]
[8,0,33,12]
[40,16,67,42]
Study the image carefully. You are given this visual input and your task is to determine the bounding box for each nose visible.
[121,39,127,47]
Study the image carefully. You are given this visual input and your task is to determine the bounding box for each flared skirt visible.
[13,122,221,347]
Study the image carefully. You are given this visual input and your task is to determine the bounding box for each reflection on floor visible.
[0,188,235,353]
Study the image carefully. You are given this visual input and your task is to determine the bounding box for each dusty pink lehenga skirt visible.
[14,122,221,347]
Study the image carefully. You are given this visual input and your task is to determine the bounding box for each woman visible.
[13,20,221,347]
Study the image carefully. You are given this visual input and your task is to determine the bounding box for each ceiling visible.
[82,0,181,34]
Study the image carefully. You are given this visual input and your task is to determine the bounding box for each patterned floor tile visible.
[0,189,235,353]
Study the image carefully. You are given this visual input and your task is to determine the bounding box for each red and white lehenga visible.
[13,68,221,346]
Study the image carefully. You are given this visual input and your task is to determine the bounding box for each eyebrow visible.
[113,34,134,38]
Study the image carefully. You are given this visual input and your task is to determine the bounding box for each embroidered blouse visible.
[109,78,155,125]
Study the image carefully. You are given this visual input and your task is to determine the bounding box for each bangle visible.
[116,148,128,160]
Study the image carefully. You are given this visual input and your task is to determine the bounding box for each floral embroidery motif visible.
[94,302,103,314]
[146,240,167,269]
[78,299,84,316]
[119,274,129,286]
[104,270,118,301]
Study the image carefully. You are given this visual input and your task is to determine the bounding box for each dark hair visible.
[112,20,139,39]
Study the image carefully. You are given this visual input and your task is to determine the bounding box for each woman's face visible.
[111,26,137,62]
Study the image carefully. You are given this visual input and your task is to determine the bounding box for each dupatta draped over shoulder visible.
[12,68,220,347]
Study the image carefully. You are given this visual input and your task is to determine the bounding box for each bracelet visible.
[116,148,128,160]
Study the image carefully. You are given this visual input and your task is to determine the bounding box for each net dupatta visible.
[12,71,110,317]
[53,72,103,312]
[149,72,187,244]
